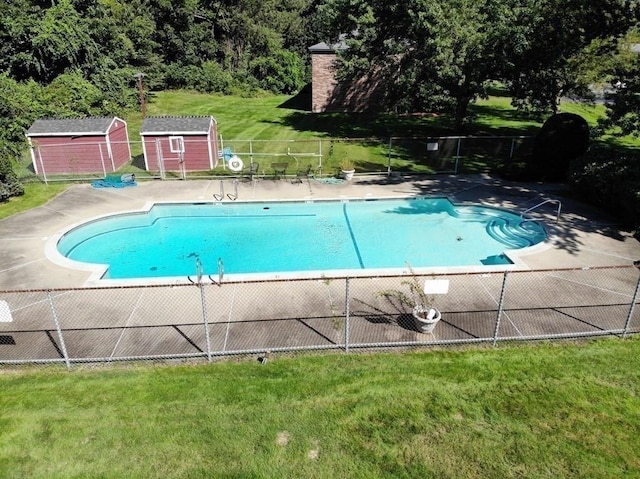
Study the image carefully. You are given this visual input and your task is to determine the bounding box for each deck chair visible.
[294,164,313,183]
[241,162,259,181]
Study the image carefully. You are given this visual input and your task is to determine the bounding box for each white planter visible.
[341,169,355,181]
[412,306,441,333]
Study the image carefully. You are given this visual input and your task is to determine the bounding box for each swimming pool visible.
[54,197,546,281]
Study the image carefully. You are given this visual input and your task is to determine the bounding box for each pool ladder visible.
[520,199,562,223]
[214,179,238,202]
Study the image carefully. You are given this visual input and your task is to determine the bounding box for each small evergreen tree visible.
[0,156,24,202]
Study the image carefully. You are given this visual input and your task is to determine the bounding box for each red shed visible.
[26,117,131,175]
[140,116,219,175]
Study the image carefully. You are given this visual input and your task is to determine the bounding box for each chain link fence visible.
[388,135,535,174]
[1,265,638,368]
[16,136,534,183]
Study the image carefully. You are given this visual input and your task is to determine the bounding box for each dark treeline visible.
[1,0,319,109]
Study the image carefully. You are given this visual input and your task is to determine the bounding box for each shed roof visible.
[26,117,122,136]
[141,116,215,135]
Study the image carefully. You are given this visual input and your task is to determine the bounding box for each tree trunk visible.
[453,96,471,132]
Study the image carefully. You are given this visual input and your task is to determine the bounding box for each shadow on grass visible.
[277,84,312,111]
[276,92,544,139]
[466,103,542,136]
[276,110,454,139]
[131,153,146,170]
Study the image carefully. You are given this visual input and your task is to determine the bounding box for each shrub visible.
[0,156,24,202]
[570,147,640,234]
[533,112,590,181]
[250,51,305,94]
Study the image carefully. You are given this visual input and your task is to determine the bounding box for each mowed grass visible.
[1,339,639,478]
[0,182,68,220]
[142,91,310,141]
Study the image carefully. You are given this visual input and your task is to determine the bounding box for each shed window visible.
[169,136,185,153]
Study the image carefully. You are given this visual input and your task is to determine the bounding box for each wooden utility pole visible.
[133,72,146,118]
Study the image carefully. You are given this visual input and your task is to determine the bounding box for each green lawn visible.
[0,182,68,220]
[130,91,630,178]
[1,339,639,478]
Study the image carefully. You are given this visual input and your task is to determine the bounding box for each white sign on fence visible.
[0,300,13,322]
[423,279,450,295]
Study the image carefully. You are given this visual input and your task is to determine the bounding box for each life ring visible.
[228,155,244,172]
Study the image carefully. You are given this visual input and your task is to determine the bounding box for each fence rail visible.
[1,265,638,368]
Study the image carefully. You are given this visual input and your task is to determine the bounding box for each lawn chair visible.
[242,162,259,181]
[294,164,313,183]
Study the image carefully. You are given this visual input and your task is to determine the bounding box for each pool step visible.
[486,218,543,249]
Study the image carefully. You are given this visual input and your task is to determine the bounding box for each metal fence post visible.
[194,259,212,362]
[155,138,165,180]
[387,137,393,176]
[493,271,509,346]
[99,143,107,177]
[509,137,516,163]
[47,291,70,369]
[344,277,350,353]
[200,282,212,361]
[623,270,640,338]
[37,147,49,185]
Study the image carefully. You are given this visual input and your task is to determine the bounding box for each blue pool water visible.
[57,197,546,279]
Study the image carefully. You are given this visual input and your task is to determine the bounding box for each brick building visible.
[309,37,387,113]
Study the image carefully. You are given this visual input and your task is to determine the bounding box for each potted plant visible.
[379,265,441,334]
[404,272,441,333]
[339,158,356,181]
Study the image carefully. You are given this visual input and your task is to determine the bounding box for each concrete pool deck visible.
[0,173,638,290]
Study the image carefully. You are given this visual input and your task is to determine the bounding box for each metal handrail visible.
[520,199,562,223]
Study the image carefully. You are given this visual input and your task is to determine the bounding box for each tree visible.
[533,112,590,181]
[319,0,639,126]
[319,0,521,130]
[30,0,98,82]
[597,29,640,136]
[0,157,24,202]
[250,50,306,94]
[0,74,41,201]
[0,0,44,81]
[505,0,639,115]
[80,0,161,70]
[41,70,104,117]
